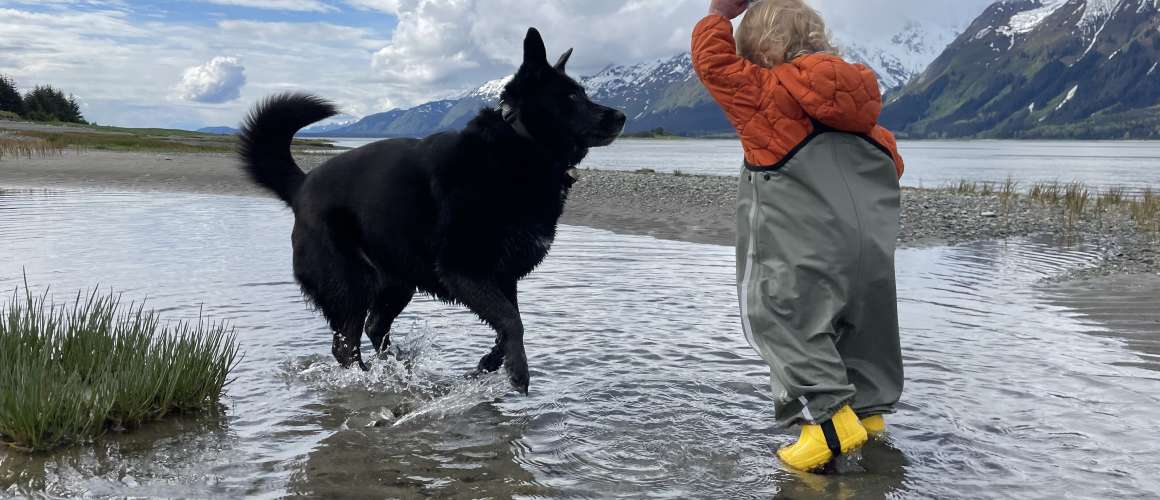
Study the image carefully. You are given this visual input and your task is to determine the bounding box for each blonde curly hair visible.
[736,0,836,68]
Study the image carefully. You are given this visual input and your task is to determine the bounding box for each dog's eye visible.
[569,93,581,102]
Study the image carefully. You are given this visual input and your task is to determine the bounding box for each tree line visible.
[0,74,86,124]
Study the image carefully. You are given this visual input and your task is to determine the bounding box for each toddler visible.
[692,0,906,471]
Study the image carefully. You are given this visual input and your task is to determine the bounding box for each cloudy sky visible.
[0,0,995,130]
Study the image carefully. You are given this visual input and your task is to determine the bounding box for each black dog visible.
[238,28,625,393]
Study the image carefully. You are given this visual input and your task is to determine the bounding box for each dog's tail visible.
[238,93,338,206]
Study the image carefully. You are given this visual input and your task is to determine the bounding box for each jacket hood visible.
[772,53,882,134]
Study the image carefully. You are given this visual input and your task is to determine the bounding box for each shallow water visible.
[589,139,1160,192]
[1,190,1158,498]
[322,137,1160,192]
[319,137,1160,191]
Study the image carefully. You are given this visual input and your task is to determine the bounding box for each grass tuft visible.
[1097,186,1127,210]
[952,179,978,195]
[1129,187,1160,236]
[0,282,239,452]
[1063,181,1090,230]
[1029,181,1064,205]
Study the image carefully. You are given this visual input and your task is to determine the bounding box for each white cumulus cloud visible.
[368,0,708,106]
[175,56,247,104]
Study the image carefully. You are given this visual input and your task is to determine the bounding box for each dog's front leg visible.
[440,273,529,394]
[476,279,518,374]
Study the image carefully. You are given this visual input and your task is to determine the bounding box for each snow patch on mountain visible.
[1079,0,1120,30]
[994,0,1160,41]
[998,0,1070,36]
[1055,84,1079,110]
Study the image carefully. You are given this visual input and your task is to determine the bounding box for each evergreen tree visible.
[22,85,86,123]
[0,75,23,117]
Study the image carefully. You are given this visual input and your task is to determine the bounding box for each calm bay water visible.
[320,137,1160,191]
[1,190,1158,498]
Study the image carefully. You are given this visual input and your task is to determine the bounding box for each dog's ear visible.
[523,27,548,69]
[554,48,573,72]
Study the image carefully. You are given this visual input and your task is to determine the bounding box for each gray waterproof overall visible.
[736,132,903,428]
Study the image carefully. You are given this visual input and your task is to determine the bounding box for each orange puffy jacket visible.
[691,15,904,177]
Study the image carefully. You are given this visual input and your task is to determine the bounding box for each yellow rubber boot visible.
[861,414,886,437]
[777,405,868,472]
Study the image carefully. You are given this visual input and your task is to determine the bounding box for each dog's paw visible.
[476,349,504,374]
[505,358,530,396]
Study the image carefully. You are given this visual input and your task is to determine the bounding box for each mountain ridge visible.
[881,0,1160,139]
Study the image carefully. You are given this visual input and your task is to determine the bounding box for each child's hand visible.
[709,0,748,19]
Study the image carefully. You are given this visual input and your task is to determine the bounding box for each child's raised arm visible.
[691,2,767,124]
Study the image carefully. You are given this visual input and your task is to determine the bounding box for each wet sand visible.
[1041,274,1160,371]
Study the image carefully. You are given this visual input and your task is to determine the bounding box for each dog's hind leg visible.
[293,220,374,370]
[439,273,529,394]
[365,282,415,354]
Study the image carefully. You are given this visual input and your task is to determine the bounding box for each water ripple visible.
[0,190,1157,499]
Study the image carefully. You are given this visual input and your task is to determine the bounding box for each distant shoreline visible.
[8,118,1160,144]
[1,149,1155,280]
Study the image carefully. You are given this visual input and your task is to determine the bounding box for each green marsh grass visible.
[0,284,239,452]
[941,178,1160,238]
[0,129,333,155]
[14,130,230,154]
[0,137,64,160]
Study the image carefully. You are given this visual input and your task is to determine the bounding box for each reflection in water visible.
[1,190,1158,498]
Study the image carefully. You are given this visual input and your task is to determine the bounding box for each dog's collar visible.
[500,102,535,141]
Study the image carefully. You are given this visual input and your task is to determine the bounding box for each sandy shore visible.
[1,149,1157,278]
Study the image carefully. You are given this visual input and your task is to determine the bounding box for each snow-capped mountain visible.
[299,115,359,135]
[882,0,1160,138]
[576,53,732,135]
[460,75,511,102]
[323,3,1160,139]
[837,20,963,91]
